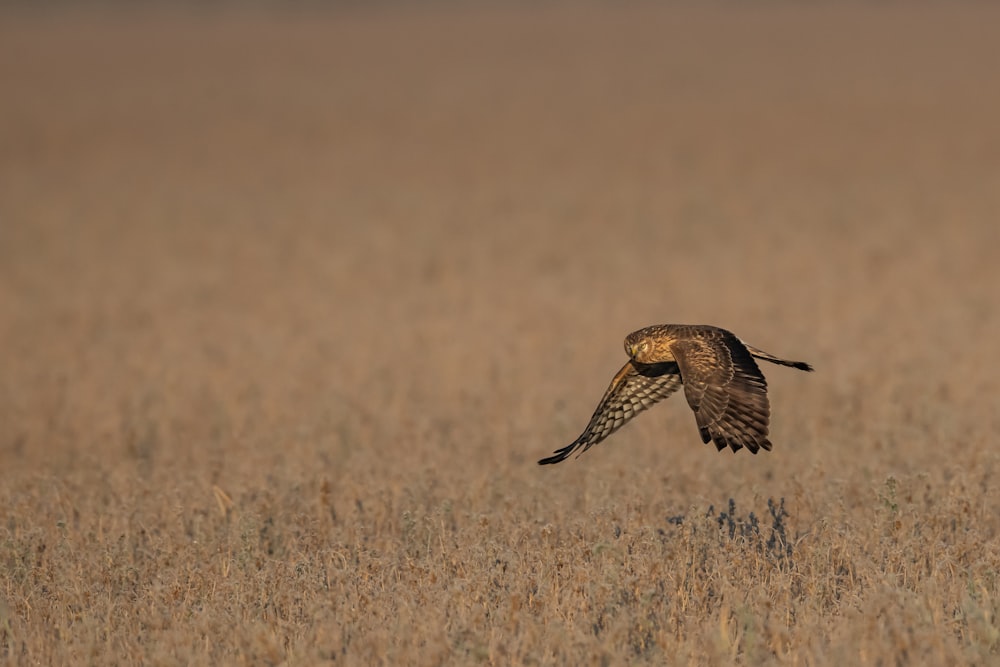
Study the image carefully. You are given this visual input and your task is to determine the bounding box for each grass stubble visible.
[3,461,998,664]
[2,3,1000,665]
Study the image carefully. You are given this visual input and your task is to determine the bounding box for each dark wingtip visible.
[792,361,814,372]
[538,444,576,465]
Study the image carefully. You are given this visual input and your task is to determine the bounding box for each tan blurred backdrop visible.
[1,3,999,663]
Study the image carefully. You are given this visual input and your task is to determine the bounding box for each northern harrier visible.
[538,324,813,465]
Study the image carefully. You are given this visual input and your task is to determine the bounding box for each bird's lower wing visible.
[538,361,682,465]
[671,335,772,454]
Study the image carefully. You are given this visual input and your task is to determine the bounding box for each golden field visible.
[1,4,999,664]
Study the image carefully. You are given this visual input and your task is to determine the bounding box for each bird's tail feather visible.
[745,344,814,372]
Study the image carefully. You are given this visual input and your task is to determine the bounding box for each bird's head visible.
[624,332,656,363]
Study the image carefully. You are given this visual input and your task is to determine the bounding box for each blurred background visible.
[3,3,998,481]
[3,2,1000,661]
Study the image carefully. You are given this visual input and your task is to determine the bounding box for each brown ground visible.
[2,3,1000,665]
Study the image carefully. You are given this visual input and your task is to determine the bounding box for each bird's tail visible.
[744,344,814,372]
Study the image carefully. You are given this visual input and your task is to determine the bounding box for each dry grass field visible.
[2,3,1000,665]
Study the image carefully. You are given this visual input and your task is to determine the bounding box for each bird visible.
[538,324,813,465]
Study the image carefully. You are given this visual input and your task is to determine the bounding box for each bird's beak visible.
[628,343,637,357]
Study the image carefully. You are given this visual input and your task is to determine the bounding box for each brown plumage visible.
[538,324,813,465]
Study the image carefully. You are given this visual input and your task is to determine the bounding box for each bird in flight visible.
[538,324,813,465]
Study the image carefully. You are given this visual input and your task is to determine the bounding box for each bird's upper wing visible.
[537,360,682,464]
[669,331,772,454]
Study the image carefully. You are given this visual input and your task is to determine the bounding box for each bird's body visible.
[538,324,813,465]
